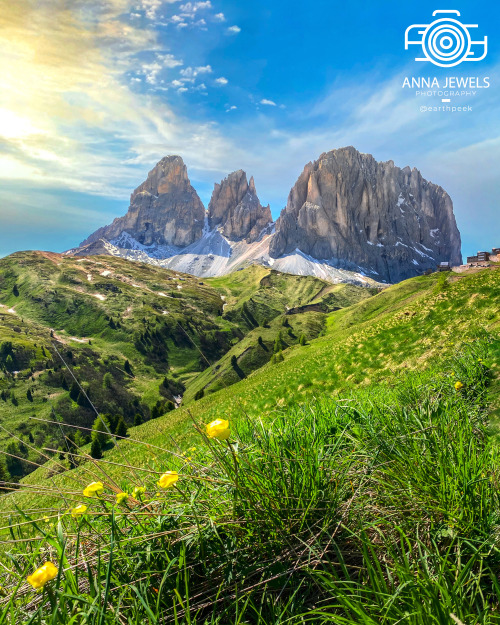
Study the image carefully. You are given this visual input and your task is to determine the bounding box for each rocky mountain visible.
[80,156,205,248]
[72,148,462,285]
[270,147,462,283]
[208,171,272,243]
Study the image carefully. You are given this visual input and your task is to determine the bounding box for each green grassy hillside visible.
[1,261,500,623]
[5,262,499,506]
[0,252,367,483]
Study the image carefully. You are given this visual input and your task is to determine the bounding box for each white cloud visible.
[227,25,241,34]
[180,1,212,10]
[142,54,183,84]
[177,87,188,93]
[226,105,237,112]
[260,99,277,107]
[214,12,226,22]
[141,0,163,19]
[178,1,212,18]
[180,65,212,81]
[215,77,228,86]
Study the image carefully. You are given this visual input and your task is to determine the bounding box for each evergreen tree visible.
[91,415,111,447]
[90,438,103,459]
[5,354,14,372]
[12,284,19,297]
[26,389,33,402]
[115,417,128,438]
[103,372,113,389]
[134,413,143,426]
[11,394,18,406]
[194,389,204,401]
[69,381,79,401]
[5,442,23,477]
[299,334,307,346]
[76,392,87,407]
[74,430,87,447]
[273,331,284,354]
[0,461,9,490]
[124,360,133,376]
[60,375,69,391]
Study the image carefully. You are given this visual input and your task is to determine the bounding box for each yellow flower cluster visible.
[455,381,464,391]
[27,562,58,590]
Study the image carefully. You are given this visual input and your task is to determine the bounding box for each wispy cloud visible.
[260,99,277,107]
[227,25,241,34]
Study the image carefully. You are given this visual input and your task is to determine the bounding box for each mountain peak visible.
[269,146,462,282]
[208,170,272,242]
[81,155,205,249]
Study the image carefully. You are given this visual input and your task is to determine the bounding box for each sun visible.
[0,108,41,140]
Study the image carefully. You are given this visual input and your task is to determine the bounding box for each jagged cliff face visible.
[208,171,272,243]
[81,156,205,248]
[75,148,462,285]
[269,147,462,283]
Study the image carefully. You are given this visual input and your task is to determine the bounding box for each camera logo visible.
[405,10,487,67]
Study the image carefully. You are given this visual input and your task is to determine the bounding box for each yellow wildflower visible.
[206,419,230,441]
[157,471,179,489]
[116,492,129,505]
[43,516,50,523]
[132,486,146,499]
[189,446,197,452]
[27,562,58,590]
[71,505,87,519]
[83,482,104,498]
[455,381,464,391]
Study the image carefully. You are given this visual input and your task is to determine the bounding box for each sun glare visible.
[0,108,41,140]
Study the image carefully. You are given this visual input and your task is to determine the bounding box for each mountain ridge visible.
[72,147,462,285]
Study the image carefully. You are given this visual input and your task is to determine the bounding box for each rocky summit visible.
[73,147,462,285]
[208,171,272,243]
[270,147,462,283]
[80,156,205,248]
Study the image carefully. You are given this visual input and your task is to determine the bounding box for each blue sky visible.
[0,0,498,258]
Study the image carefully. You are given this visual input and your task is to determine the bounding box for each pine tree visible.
[90,438,103,459]
[69,381,79,401]
[26,389,33,402]
[11,394,18,406]
[273,331,284,354]
[91,415,111,447]
[5,354,14,372]
[124,360,133,376]
[134,413,143,426]
[299,334,307,346]
[0,461,9,490]
[5,442,23,476]
[12,284,19,297]
[115,417,128,438]
[103,372,113,389]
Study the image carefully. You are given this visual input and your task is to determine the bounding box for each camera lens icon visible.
[423,19,471,67]
[405,11,487,67]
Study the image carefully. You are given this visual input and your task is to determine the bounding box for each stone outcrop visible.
[80,156,205,248]
[208,170,272,242]
[269,147,462,282]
